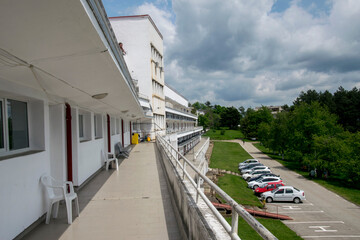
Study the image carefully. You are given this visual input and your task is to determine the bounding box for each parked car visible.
[239,162,263,171]
[254,182,285,196]
[261,186,305,203]
[241,165,270,175]
[242,169,272,181]
[238,159,259,168]
[248,177,282,189]
[247,173,280,183]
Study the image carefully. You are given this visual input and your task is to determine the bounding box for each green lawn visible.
[225,217,303,240]
[210,142,252,172]
[253,143,360,206]
[217,174,263,207]
[203,129,244,140]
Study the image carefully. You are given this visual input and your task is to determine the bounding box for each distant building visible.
[164,85,202,155]
[255,105,283,115]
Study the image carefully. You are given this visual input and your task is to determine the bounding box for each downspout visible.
[130,121,132,143]
[65,103,73,182]
[121,119,124,147]
[107,114,111,153]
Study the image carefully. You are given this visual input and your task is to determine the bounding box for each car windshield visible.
[294,187,300,192]
[260,183,267,188]
[271,187,279,193]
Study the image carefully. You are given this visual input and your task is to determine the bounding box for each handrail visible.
[194,137,210,159]
[156,134,278,240]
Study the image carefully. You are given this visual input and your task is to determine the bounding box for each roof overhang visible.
[0,0,144,119]
[165,107,197,120]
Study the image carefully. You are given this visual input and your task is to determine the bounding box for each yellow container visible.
[132,133,139,144]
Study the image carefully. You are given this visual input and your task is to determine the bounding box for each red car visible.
[254,182,285,196]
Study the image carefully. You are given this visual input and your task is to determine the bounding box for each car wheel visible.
[253,185,259,189]
[293,197,301,204]
[246,177,251,181]
[266,197,273,203]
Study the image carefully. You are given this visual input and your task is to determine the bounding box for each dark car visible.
[239,162,263,171]
[247,173,280,183]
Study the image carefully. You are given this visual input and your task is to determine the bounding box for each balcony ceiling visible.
[0,0,143,119]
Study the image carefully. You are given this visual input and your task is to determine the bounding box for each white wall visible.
[0,78,50,240]
[165,85,189,107]
[110,18,152,99]
[49,104,66,182]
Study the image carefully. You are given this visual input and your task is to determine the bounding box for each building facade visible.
[110,15,166,139]
[0,1,143,239]
[164,85,202,155]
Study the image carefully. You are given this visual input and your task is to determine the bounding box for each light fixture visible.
[92,93,108,100]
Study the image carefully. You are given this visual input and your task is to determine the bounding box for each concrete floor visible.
[23,142,181,240]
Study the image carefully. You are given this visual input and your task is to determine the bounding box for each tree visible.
[287,102,342,162]
[220,107,240,129]
[240,107,273,138]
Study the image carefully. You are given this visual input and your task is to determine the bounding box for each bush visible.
[220,130,225,135]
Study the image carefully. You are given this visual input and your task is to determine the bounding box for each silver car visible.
[261,186,305,204]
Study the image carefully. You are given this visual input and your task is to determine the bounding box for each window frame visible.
[0,97,30,154]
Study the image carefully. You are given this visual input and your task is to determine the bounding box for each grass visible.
[203,129,244,140]
[224,217,303,240]
[217,174,263,208]
[210,142,252,172]
[253,143,360,206]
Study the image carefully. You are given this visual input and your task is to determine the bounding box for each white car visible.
[238,159,259,168]
[261,186,305,204]
[242,169,272,181]
[248,176,282,189]
[241,165,270,175]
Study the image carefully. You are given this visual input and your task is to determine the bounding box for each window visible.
[0,100,4,150]
[94,114,103,139]
[79,114,84,139]
[0,99,29,152]
[285,189,293,194]
[275,189,284,194]
[8,99,29,150]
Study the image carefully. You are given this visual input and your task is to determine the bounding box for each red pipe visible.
[65,103,73,182]
[107,114,111,153]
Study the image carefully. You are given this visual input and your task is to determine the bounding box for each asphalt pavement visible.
[232,140,360,240]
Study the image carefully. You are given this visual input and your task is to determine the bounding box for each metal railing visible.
[194,137,210,160]
[156,134,278,240]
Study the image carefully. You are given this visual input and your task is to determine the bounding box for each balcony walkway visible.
[23,142,181,240]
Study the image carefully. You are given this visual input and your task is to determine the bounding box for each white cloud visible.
[132,0,360,108]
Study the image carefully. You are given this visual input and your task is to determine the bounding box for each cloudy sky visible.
[103,0,360,109]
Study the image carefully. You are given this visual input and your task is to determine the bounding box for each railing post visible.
[231,207,239,237]
[183,161,187,180]
[196,174,201,203]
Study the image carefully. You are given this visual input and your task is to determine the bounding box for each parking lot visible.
[238,141,360,240]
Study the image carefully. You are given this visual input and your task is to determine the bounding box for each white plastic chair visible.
[103,150,119,171]
[40,175,79,224]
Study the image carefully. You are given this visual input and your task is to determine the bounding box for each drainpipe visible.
[107,114,111,153]
[130,121,132,143]
[121,119,124,147]
[65,103,73,182]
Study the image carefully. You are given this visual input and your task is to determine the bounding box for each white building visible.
[164,85,202,155]
[109,15,166,139]
[0,1,143,239]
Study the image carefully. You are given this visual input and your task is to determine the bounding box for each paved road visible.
[230,140,360,240]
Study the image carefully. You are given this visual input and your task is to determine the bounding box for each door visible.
[274,188,285,201]
[284,188,294,201]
